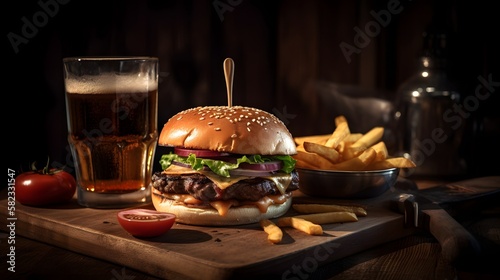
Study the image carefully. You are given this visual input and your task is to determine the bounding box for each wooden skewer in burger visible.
[224,57,234,107]
[151,58,299,226]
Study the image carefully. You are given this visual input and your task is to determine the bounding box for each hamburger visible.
[151,105,299,226]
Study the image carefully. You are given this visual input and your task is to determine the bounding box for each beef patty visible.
[151,170,299,202]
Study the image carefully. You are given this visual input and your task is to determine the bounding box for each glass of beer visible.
[63,57,159,208]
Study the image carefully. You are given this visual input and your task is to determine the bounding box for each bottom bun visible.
[152,191,292,226]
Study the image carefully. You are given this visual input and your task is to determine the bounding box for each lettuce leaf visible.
[160,153,296,178]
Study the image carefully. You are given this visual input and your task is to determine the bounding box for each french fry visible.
[296,144,306,153]
[293,212,358,224]
[366,157,417,170]
[342,133,363,143]
[350,127,384,150]
[337,133,363,154]
[294,134,330,146]
[303,141,341,163]
[332,148,377,171]
[294,158,313,169]
[334,115,348,126]
[341,141,368,160]
[260,219,283,244]
[294,150,336,170]
[277,217,323,235]
[292,115,416,173]
[371,141,389,161]
[292,204,367,217]
[325,121,350,148]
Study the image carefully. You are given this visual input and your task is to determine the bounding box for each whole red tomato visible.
[15,163,77,206]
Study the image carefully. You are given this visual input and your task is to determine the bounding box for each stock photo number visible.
[6,168,17,273]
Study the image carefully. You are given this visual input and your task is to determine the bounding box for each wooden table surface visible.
[2,179,499,280]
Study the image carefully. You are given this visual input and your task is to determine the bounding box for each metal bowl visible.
[296,167,399,199]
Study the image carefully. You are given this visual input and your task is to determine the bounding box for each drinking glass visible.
[63,57,159,208]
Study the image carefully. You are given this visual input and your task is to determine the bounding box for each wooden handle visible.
[423,209,481,265]
[223,58,234,107]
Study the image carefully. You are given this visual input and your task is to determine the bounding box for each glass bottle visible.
[394,27,467,178]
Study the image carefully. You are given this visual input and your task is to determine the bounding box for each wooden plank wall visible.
[7,0,498,175]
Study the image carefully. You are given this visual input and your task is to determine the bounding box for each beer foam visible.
[65,74,157,94]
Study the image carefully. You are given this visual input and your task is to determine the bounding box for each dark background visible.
[5,0,499,179]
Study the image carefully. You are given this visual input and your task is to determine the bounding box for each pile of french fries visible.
[293,115,416,171]
[260,203,367,244]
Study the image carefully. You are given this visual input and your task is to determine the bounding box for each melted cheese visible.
[242,193,291,213]
[160,165,294,216]
[254,196,274,213]
[162,164,201,175]
[206,194,291,216]
[210,200,239,216]
[162,164,293,194]
[159,191,292,216]
[158,192,204,205]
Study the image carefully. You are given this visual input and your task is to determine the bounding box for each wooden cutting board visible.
[1,184,415,279]
[4,176,498,279]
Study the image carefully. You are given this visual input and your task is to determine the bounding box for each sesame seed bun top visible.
[158,106,297,155]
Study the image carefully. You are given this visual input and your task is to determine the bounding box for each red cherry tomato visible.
[15,168,76,206]
[117,209,176,237]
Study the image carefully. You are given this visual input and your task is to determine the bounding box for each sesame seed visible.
[231,134,237,138]
[208,122,213,125]
[215,127,221,131]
